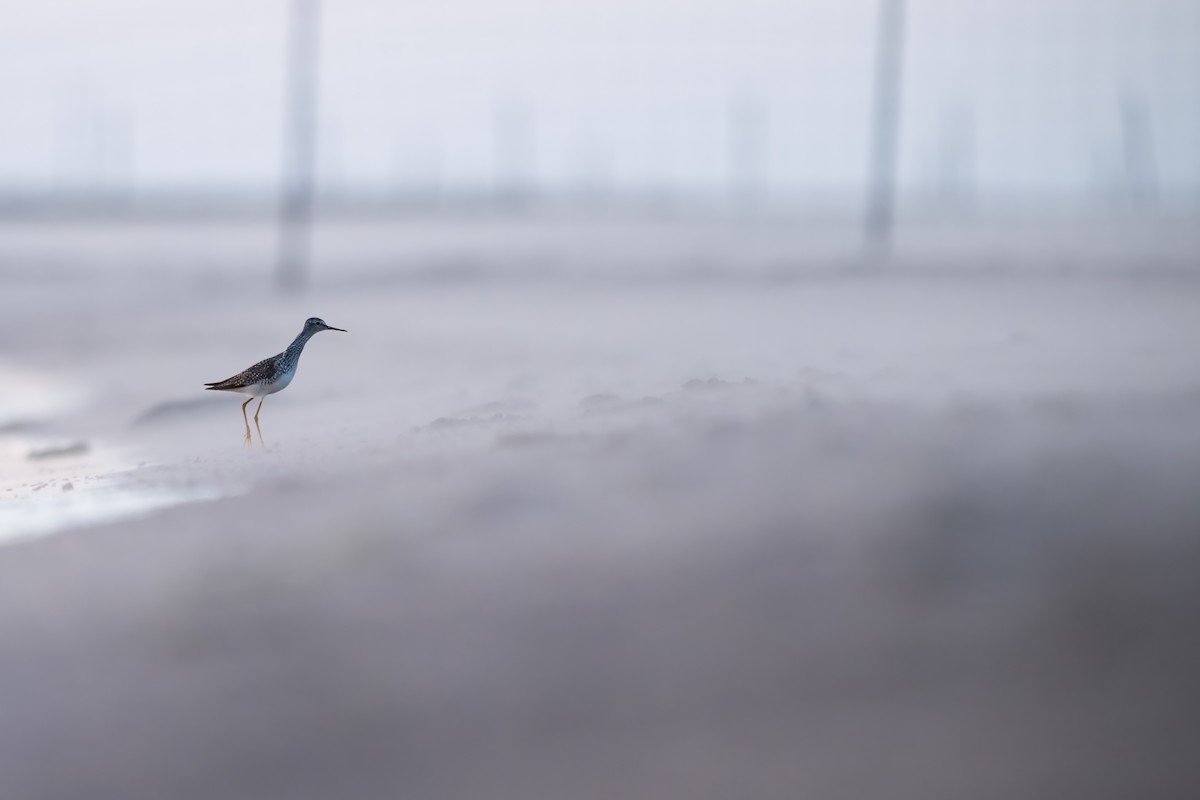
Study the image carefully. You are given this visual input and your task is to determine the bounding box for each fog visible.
[2,3,1199,799]
[2,0,1197,197]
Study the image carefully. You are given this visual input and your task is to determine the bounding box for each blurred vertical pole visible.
[570,138,612,202]
[728,91,766,210]
[277,0,321,293]
[1120,94,1156,207]
[492,104,535,207]
[864,0,906,252]
[935,104,975,206]
[112,108,135,206]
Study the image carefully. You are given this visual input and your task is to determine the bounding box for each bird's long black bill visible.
[327,326,347,332]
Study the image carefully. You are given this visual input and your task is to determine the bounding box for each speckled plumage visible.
[205,317,346,398]
[204,354,288,393]
[206,317,346,446]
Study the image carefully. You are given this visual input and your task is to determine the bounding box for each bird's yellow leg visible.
[254,397,266,449]
[241,397,254,446]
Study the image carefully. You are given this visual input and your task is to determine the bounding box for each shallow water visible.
[0,476,217,544]
[0,428,217,543]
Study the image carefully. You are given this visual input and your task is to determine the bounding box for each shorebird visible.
[205,317,346,446]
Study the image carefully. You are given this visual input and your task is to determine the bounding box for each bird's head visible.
[305,317,347,333]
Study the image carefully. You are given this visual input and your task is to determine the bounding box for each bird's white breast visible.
[231,368,294,398]
[264,368,295,395]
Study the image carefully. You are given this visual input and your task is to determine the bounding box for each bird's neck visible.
[284,328,317,362]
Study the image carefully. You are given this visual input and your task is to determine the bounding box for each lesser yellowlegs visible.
[205,317,346,445]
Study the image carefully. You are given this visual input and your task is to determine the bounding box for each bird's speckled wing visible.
[204,354,283,391]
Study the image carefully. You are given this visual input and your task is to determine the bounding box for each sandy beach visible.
[3,214,1200,798]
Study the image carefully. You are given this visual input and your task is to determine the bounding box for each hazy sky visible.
[0,0,1196,198]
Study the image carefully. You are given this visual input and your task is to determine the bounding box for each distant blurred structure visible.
[1119,94,1157,206]
[54,89,133,202]
[934,105,976,206]
[728,91,767,209]
[917,104,976,208]
[492,103,537,205]
[277,0,321,293]
[0,0,1196,245]
[865,0,906,252]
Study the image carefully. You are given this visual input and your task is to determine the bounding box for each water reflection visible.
[0,471,216,544]
[0,365,214,542]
